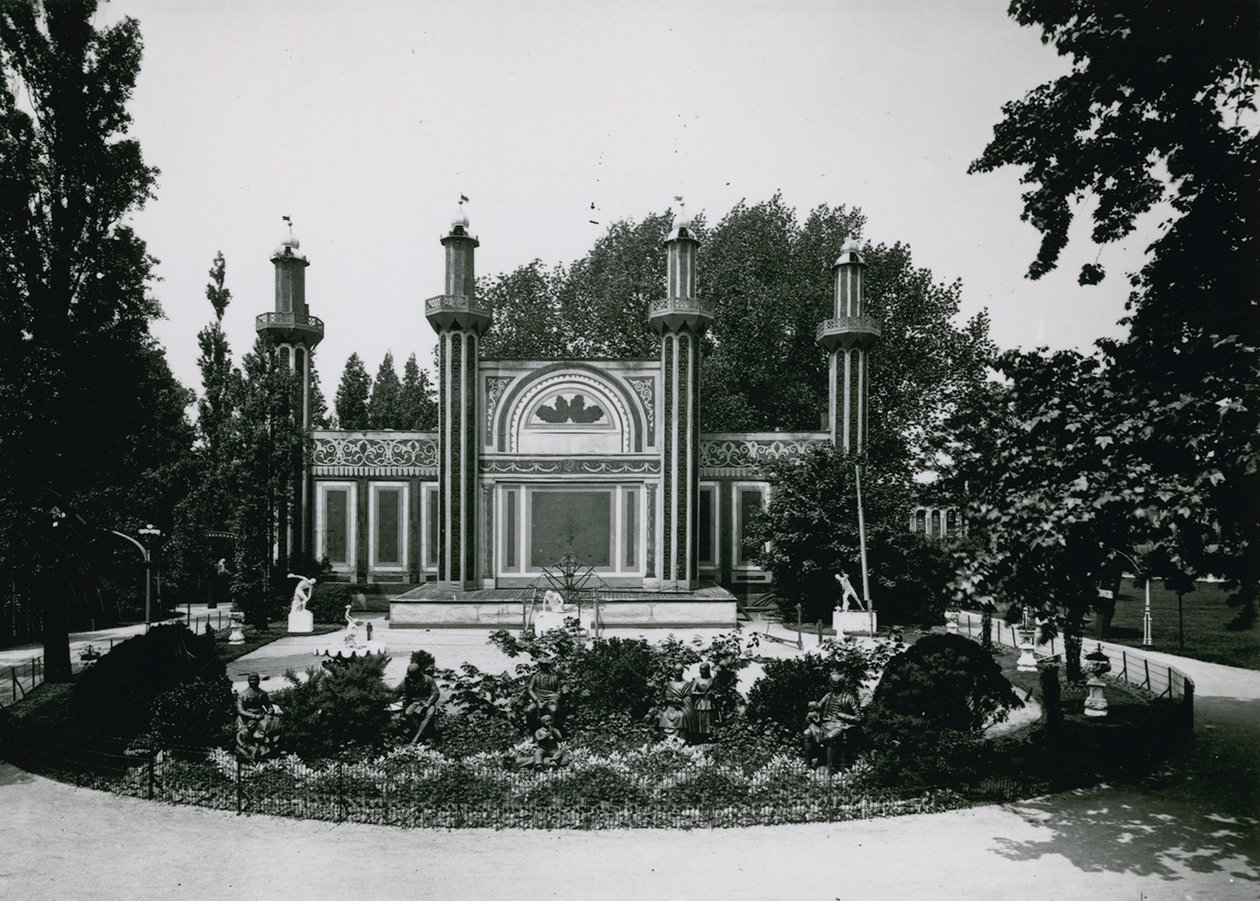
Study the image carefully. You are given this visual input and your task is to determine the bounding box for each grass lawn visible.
[215,623,340,666]
[1098,580,1260,671]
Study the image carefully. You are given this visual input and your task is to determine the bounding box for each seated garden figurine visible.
[660,665,693,740]
[403,663,441,744]
[531,713,568,769]
[688,662,716,742]
[803,701,828,769]
[236,673,282,760]
[811,670,861,770]
[524,656,564,729]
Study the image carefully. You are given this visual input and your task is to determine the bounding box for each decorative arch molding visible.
[492,364,647,454]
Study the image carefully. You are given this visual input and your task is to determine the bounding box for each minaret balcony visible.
[256,311,325,347]
[817,314,881,351]
[648,296,715,335]
[425,293,493,335]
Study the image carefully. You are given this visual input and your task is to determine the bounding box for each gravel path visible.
[1,635,1256,900]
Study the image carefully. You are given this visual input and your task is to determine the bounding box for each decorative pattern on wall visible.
[699,436,828,477]
[482,457,660,476]
[505,371,634,453]
[485,376,514,431]
[533,394,606,424]
[625,377,655,445]
[312,435,438,476]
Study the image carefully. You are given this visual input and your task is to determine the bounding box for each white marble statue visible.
[835,572,865,612]
[288,573,316,613]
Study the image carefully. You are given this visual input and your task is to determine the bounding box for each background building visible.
[262,205,879,627]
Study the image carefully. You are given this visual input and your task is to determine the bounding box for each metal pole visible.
[144,552,152,633]
[1142,578,1152,647]
[1178,592,1185,650]
[854,465,872,611]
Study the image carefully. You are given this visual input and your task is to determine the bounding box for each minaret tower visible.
[425,199,491,590]
[816,240,880,452]
[649,201,711,591]
[257,217,324,561]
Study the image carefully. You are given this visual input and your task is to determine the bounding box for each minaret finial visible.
[674,195,690,228]
[452,195,471,230]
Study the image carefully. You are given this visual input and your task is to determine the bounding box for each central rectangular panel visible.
[529,488,613,568]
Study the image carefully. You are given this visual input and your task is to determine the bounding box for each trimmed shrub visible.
[745,638,898,734]
[272,654,394,760]
[73,624,226,740]
[307,582,357,625]
[745,654,833,735]
[149,676,234,749]
[864,633,1022,788]
[570,637,656,720]
[869,633,1021,734]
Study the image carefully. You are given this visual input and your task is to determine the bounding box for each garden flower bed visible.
[108,741,999,830]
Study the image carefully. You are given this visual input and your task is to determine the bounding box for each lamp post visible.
[138,524,163,629]
[113,524,162,632]
[1110,547,1152,647]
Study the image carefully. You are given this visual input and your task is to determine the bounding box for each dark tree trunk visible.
[42,576,73,683]
[1063,626,1083,682]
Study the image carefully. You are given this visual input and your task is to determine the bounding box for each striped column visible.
[649,208,711,591]
[436,328,480,587]
[426,205,492,590]
[817,241,881,454]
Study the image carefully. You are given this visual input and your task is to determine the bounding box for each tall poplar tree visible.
[334,353,372,431]
[399,353,438,430]
[368,351,403,430]
[168,252,240,596]
[0,3,186,676]
[232,335,303,627]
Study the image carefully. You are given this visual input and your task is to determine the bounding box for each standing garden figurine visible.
[342,604,365,648]
[660,665,694,740]
[835,571,864,611]
[236,673,281,760]
[688,662,715,742]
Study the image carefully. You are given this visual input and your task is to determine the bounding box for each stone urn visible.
[1016,628,1038,673]
[1083,645,1111,718]
[944,610,960,634]
[228,610,246,646]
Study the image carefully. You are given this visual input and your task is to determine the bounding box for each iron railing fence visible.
[0,722,1054,830]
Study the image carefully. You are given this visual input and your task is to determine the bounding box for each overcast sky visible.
[100,0,1160,397]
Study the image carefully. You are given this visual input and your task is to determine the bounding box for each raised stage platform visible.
[389,584,738,629]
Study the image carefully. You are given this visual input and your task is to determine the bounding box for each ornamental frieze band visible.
[699,434,828,476]
[481,457,661,476]
[312,434,438,475]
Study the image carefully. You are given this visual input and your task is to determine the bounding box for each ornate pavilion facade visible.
[257,206,880,627]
